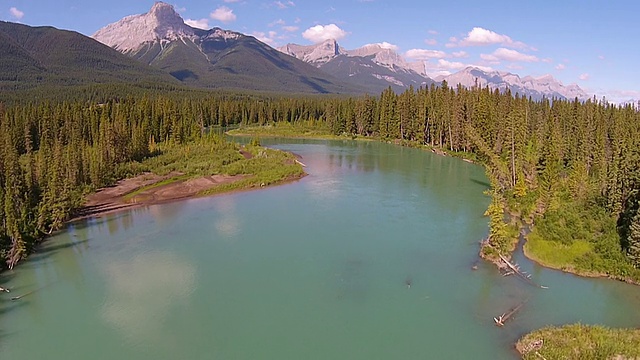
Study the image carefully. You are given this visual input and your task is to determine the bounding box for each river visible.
[1,138,639,359]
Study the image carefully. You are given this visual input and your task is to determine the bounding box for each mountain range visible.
[278,39,434,93]
[0,1,591,100]
[92,2,361,94]
[278,39,589,100]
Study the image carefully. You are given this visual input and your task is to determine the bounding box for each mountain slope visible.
[92,2,362,94]
[0,20,178,88]
[441,67,589,100]
[278,40,434,93]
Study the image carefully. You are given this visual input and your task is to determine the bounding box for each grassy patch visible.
[523,195,640,282]
[525,233,593,271]
[115,133,304,199]
[517,324,640,360]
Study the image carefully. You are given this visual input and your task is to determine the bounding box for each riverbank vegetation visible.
[228,85,640,282]
[0,94,304,270]
[517,324,640,359]
[2,83,640,357]
[3,84,639,280]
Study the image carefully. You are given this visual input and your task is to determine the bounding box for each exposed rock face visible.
[92,2,196,53]
[443,67,590,100]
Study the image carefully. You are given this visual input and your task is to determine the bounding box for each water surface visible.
[1,139,639,359]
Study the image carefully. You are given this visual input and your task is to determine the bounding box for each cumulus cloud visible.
[448,27,529,49]
[405,49,447,60]
[210,6,236,23]
[451,51,468,58]
[598,55,605,60]
[579,73,590,81]
[480,48,538,63]
[555,63,566,70]
[185,18,210,30]
[428,30,438,35]
[302,24,347,43]
[9,7,24,20]
[424,38,437,46]
[282,25,299,32]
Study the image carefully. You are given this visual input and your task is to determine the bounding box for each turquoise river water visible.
[1,138,639,359]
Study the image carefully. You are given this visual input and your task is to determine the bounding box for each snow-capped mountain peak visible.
[92,1,195,53]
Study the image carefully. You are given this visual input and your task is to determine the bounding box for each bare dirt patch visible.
[72,172,250,221]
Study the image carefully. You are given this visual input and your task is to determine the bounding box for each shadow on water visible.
[25,239,90,263]
[469,177,492,189]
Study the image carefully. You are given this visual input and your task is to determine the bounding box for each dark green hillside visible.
[0,21,178,90]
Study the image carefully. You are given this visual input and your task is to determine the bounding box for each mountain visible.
[92,2,361,94]
[0,20,178,90]
[440,67,589,100]
[278,40,434,93]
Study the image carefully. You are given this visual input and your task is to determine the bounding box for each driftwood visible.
[499,254,548,289]
[494,299,527,326]
[294,159,307,167]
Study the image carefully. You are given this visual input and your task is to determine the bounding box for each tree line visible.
[0,83,639,270]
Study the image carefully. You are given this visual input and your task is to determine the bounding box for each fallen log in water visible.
[494,299,527,327]
[499,254,548,289]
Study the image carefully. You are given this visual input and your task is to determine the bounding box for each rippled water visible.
[1,139,639,359]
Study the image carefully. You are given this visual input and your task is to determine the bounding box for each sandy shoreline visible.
[70,171,305,222]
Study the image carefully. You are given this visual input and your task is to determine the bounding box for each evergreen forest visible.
[1,83,639,281]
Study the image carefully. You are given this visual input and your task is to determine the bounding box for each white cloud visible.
[541,58,552,63]
[210,6,236,23]
[302,24,347,43]
[424,38,437,46]
[449,27,529,50]
[422,59,492,78]
[274,1,295,9]
[451,51,468,58]
[598,55,605,60]
[555,63,566,70]
[405,49,447,60]
[506,64,523,70]
[369,41,398,51]
[185,18,210,30]
[437,59,466,70]
[428,30,438,35]
[480,48,538,62]
[252,30,278,45]
[282,25,299,32]
[579,73,590,81]
[9,7,24,20]
[224,0,241,2]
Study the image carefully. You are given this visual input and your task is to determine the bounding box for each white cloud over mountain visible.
[210,6,236,23]
[302,24,346,43]
[481,48,538,63]
[447,27,530,50]
[185,18,210,29]
[9,7,24,20]
[405,49,447,60]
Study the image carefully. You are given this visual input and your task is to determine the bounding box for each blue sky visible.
[3,0,640,102]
